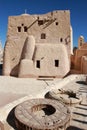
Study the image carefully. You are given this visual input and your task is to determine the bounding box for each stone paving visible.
[63,76,87,130]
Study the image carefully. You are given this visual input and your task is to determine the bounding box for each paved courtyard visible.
[0,76,61,107]
[0,75,87,130]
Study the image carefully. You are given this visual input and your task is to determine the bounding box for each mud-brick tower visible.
[3,10,73,78]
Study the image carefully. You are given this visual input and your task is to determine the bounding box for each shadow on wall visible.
[11,64,19,77]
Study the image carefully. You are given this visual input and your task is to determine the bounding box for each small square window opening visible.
[36,60,40,68]
[55,60,59,67]
[56,22,58,25]
[38,20,44,25]
[41,33,46,39]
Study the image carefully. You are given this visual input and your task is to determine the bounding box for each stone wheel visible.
[48,89,82,106]
[15,98,71,130]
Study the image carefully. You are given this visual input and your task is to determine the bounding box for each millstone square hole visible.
[31,104,56,117]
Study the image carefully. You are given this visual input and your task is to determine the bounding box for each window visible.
[17,27,21,32]
[55,22,58,25]
[21,23,24,26]
[38,20,44,25]
[36,60,40,68]
[41,33,46,39]
[60,38,63,42]
[55,60,59,67]
[0,64,2,69]
[24,26,27,32]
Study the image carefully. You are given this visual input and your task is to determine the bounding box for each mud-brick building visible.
[71,36,87,74]
[3,10,73,78]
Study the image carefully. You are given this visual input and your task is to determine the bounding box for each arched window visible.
[24,26,27,32]
[17,27,21,32]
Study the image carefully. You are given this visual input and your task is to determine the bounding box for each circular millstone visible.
[48,89,82,106]
[15,98,71,130]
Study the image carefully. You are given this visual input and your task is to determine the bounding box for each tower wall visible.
[3,10,72,77]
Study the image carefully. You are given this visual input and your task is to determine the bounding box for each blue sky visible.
[0,0,87,48]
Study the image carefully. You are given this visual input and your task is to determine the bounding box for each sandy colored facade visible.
[71,36,87,74]
[3,10,73,78]
[0,40,3,64]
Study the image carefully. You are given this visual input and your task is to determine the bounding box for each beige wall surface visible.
[19,44,70,77]
[75,50,87,70]
[81,56,87,74]
[71,36,87,74]
[3,10,72,77]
